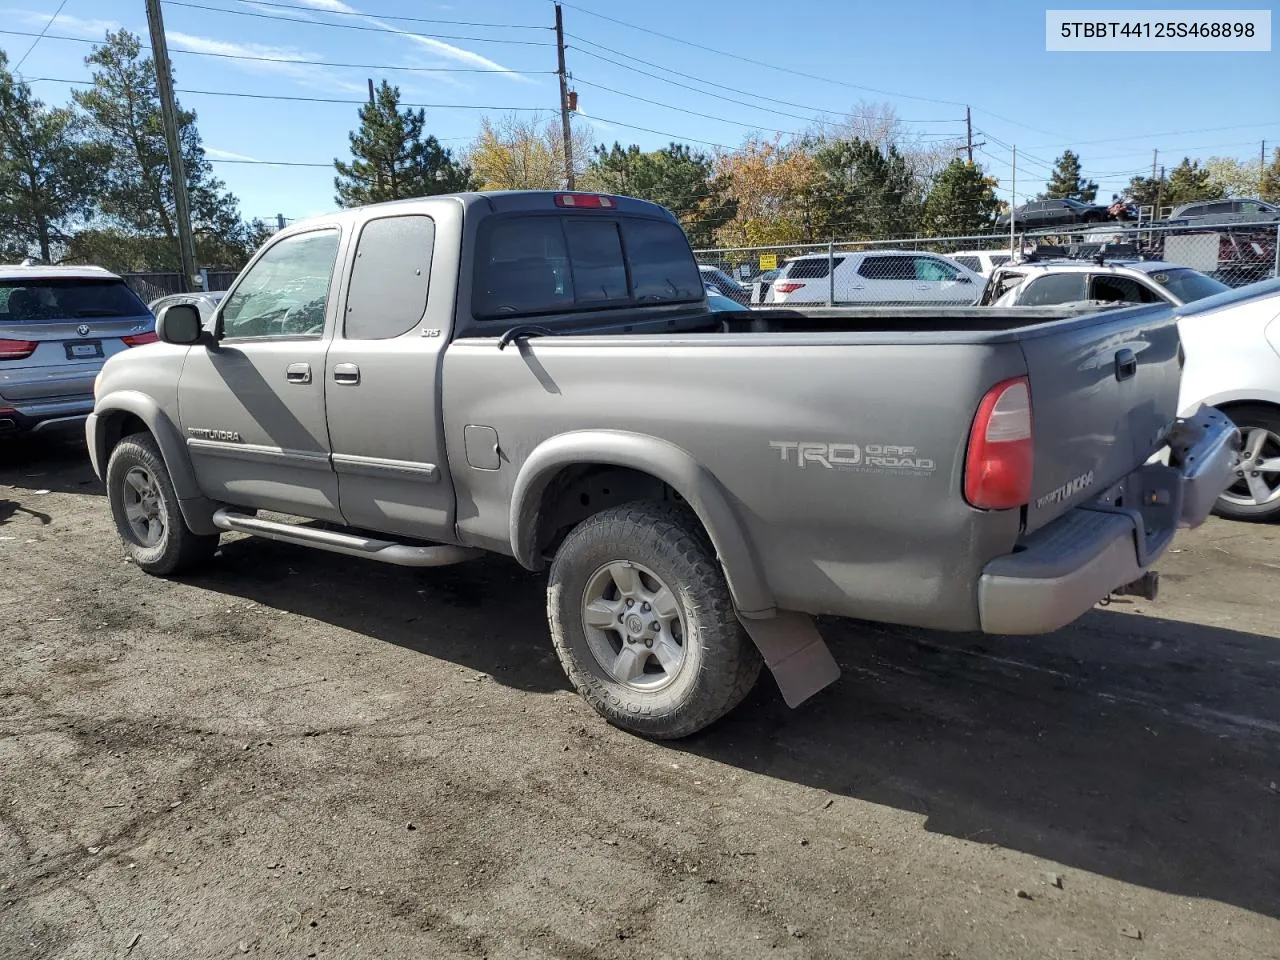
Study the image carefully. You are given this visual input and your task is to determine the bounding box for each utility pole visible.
[144,0,196,292]
[1262,140,1267,193]
[554,4,574,189]
[965,107,972,164]
[1009,144,1017,255]
[1156,164,1165,216]
[1151,148,1157,182]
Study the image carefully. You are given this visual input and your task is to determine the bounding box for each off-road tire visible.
[106,434,219,575]
[547,500,762,739]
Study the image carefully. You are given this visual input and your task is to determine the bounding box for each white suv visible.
[980,258,1231,308]
[767,250,983,305]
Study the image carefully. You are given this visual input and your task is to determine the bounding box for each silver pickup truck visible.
[87,191,1239,739]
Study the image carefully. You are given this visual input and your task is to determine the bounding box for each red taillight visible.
[122,331,159,347]
[773,282,805,293]
[553,193,616,208]
[0,338,37,360]
[964,376,1033,510]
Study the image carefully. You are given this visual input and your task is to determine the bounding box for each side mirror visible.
[155,303,204,345]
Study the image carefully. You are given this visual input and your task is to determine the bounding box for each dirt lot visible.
[2,434,1278,960]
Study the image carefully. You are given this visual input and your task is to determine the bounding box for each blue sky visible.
[3,0,1278,227]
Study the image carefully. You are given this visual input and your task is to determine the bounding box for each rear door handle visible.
[285,362,311,384]
[333,362,360,385]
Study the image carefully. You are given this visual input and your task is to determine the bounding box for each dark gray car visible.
[1,266,157,437]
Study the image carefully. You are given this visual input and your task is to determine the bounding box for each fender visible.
[88,390,219,535]
[1179,389,1280,418]
[509,430,775,619]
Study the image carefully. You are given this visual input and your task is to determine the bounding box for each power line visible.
[583,114,735,150]
[27,77,551,111]
[567,38,964,126]
[12,0,69,72]
[158,0,556,44]
[0,29,558,73]
[1026,120,1280,150]
[204,0,548,29]
[559,1,966,107]
[210,158,332,167]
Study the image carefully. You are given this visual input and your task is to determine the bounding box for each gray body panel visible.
[88,190,1208,641]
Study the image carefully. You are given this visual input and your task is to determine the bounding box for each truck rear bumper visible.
[978,406,1239,635]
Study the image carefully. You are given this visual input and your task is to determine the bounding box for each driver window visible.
[220,228,341,340]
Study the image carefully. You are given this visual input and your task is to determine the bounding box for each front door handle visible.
[333,362,360,385]
[1115,348,1137,381]
[286,362,311,384]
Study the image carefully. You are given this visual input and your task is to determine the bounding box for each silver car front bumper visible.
[977,405,1240,635]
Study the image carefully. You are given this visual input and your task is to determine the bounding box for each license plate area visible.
[64,340,103,360]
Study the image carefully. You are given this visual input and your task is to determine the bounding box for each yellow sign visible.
[759,253,777,271]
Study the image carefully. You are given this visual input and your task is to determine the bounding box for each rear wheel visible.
[106,434,219,574]
[547,501,762,739]
[1214,406,1280,522]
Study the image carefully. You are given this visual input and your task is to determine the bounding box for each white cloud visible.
[286,0,532,82]
[206,147,262,162]
[8,10,120,36]
[167,31,367,95]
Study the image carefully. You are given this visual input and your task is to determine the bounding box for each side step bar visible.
[211,508,482,568]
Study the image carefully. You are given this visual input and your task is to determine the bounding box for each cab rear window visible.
[0,278,150,322]
[473,215,701,319]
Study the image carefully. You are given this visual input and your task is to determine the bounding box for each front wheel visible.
[547,501,762,739]
[1214,406,1280,522]
[106,434,220,574]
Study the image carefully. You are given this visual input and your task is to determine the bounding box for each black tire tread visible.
[106,434,219,575]
[547,499,762,739]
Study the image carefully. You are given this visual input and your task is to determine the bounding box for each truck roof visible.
[278,190,679,235]
[0,264,121,281]
[1005,259,1187,275]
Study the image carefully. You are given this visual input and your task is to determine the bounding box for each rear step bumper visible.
[212,508,482,567]
[977,406,1239,635]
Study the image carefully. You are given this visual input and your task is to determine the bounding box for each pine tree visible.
[72,30,252,270]
[334,81,474,206]
[0,51,105,261]
[1040,150,1098,203]
[920,159,1001,236]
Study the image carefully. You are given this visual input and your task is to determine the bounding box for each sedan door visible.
[176,226,346,521]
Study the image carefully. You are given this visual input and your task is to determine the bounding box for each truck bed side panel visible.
[442,338,1026,631]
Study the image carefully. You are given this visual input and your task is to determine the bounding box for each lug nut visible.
[641,602,650,612]
[644,638,653,648]
[649,621,660,631]
[626,599,634,607]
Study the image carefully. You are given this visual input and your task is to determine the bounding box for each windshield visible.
[1062,198,1088,208]
[1147,268,1231,303]
[0,278,150,321]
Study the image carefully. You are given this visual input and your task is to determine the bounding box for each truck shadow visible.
[184,537,1280,919]
[0,435,103,497]
[188,536,570,694]
[682,610,1280,921]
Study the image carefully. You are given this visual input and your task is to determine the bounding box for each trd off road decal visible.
[769,441,936,475]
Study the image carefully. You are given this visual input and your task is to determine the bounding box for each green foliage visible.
[807,136,921,239]
[334,81,474,207]
[71,30,249,270]
[1262,148,1280,203]
[589,141,734,247]
[920,159,1000,236]
[0,51,106,262]
[1125,157,1221,213]
[1039,150,1097,203]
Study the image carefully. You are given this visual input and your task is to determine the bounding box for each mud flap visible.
[738,612,841,708]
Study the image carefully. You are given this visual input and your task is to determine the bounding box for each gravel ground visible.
[2,435,1278,960]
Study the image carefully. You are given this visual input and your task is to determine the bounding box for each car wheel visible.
[1214,406,1280,522]
[547,500,763,739]
[106,434,220,574]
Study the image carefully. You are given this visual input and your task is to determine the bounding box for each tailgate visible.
[1018,302,1182,533]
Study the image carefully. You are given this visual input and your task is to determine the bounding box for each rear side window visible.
[954,256,981,272]
[783,258,844,279]
[914,257,960,281]
[1017,273,1088,305]
[474,215,698,318]
[345,215,435,340]
[1088,275,1162,304]
[0,279,149,322]
[857,256,915,280]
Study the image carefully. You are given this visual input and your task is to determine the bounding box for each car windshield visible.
[1062,198,1088,208]
[0,278,150,321]
[1147,268,1231,302]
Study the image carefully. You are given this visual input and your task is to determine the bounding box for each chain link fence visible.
[122,269,240,305]
[695,221,1280,305]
